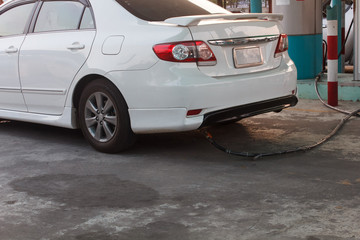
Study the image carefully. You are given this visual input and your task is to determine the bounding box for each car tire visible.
[78,79,136,153]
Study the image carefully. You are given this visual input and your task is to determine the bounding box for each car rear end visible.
[102,0,297,133]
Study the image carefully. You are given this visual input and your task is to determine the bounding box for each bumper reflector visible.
[187,109,202,117]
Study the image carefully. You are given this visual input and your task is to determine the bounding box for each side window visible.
[34,1,84,33]
[80,7,95,29]
[0,3,35,37]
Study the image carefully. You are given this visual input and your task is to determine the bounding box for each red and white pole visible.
[327,5,338,106]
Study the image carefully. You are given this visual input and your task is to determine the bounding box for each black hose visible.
[323,40,328,70]
[202,106,359,160]
[202,72,360,160]
[315,72,360,117]
[338,18,354,59]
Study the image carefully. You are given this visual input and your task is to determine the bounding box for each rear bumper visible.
[200,95,298,127]
[128,95,298,133]
[107,54,297,134]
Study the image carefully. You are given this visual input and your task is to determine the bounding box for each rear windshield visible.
[115,0,230,21]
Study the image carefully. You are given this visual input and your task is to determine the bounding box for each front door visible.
[0,2,36,111]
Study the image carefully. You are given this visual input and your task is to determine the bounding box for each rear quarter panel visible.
[65,0,194,107]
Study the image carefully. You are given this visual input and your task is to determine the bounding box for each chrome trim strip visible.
[208,35,279,46]
[0,88,22,93]
[22,89,67,95]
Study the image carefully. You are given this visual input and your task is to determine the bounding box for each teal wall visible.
[288,34,323,80]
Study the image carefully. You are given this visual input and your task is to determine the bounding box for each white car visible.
[0,0,297,153]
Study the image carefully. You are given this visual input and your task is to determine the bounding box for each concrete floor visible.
[297,73,360,102]
[0,99,359,240]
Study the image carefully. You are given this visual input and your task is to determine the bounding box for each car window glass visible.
[80,7,95,29]
[0,3,35,37]
[115,0,229,21]
[34,1,84,32]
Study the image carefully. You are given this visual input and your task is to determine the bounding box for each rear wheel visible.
[78,79,135,153]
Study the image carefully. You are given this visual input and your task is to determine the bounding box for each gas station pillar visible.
[250,0,262,13]
[272,0,323,80]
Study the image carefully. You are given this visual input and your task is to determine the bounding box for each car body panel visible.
[0,35,27,111]
[0,106,77,128]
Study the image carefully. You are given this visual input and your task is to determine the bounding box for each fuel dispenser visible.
[272,0,323,80]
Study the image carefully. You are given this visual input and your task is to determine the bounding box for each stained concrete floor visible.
[0,99,359,240]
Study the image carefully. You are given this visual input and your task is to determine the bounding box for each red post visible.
[327,5,339,106]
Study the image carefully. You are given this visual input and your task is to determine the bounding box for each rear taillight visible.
[153,41,217,66]
[274,34,289,58]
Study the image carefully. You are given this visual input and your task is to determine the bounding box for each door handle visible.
[5,46,18,53]
[67,42,85,50]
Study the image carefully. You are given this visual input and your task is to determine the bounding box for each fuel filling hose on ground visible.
[202,72,360,160]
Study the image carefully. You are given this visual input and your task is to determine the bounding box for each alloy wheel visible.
[84,92,118,142]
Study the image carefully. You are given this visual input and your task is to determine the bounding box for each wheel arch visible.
[72,74,128,110]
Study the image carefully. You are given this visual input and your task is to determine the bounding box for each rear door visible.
[19,0,95,115]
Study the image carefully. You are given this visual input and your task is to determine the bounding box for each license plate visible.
[233,47,263,68]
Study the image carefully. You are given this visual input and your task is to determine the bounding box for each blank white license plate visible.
[233,47,263,68]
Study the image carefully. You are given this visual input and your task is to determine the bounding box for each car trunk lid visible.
[165,14,284,77]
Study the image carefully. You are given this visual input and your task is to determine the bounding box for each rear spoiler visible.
[164,13,283,27]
